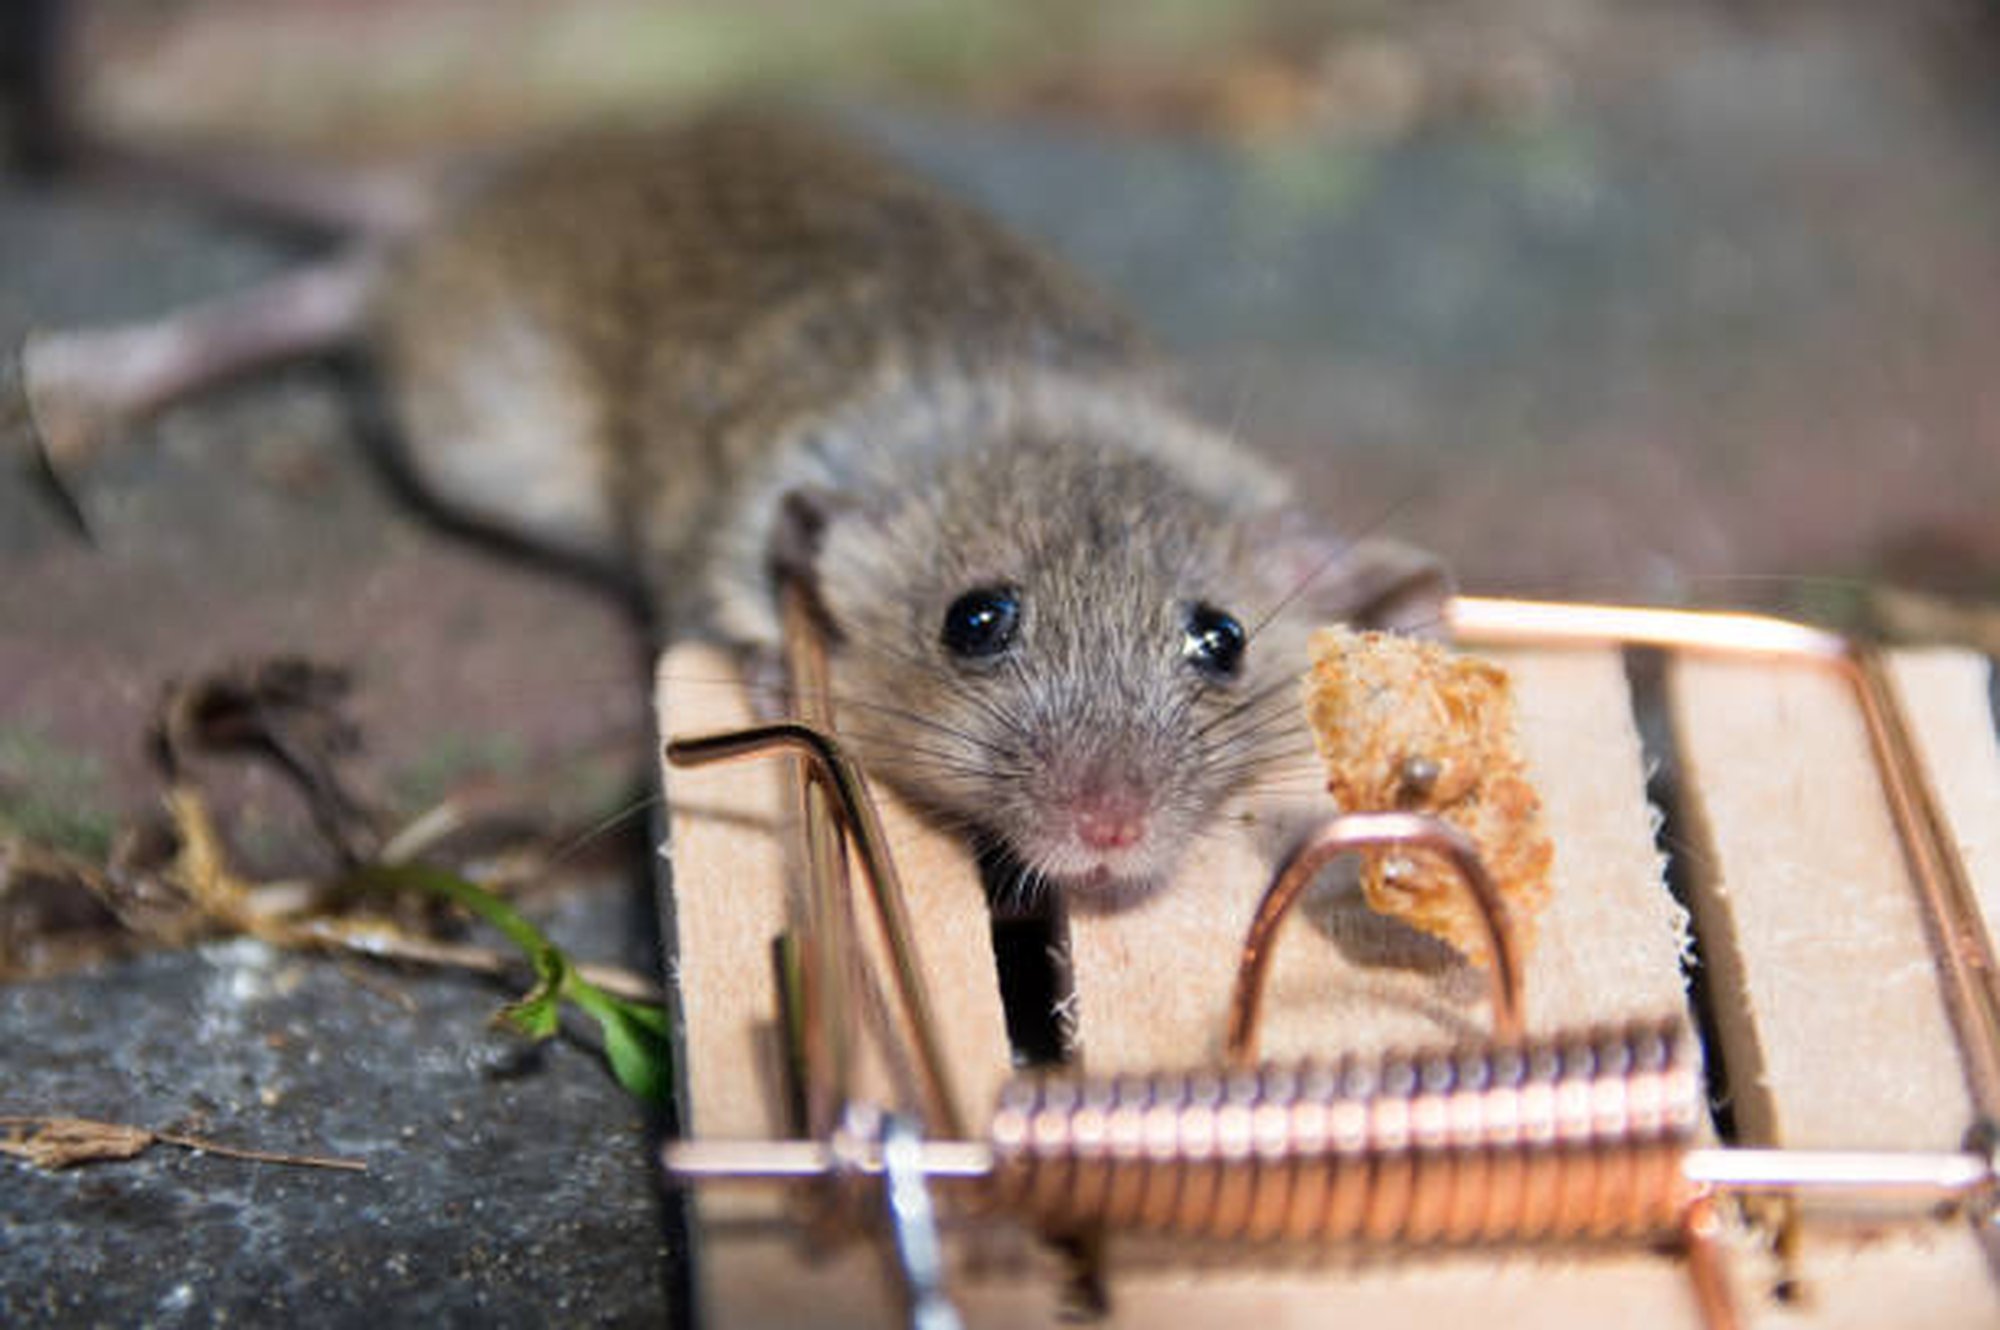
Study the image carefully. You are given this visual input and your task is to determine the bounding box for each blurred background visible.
[5,0,2000,842]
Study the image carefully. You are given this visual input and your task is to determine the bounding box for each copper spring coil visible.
[986,1018,1702,1247]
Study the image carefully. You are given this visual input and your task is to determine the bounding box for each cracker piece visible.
[1302,626,1554,964]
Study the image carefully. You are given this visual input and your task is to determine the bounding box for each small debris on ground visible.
[0,1113,365,1173]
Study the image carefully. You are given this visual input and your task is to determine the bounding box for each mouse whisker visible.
[1000,861,1056,914]
[1195,737,1316,791]
[835,743,1006,784]
[1241,487,1429,646]
[1188,675,1300,745]
[819,693,1022,762]
[838,634,1043,754]
[1201,685,1304,734]
[540,789,665,868]
[1205,713,1311,762]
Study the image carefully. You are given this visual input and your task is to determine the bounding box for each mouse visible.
[11,110,1450,894]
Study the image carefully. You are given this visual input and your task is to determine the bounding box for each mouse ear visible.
[769,485,866,634]
[1260,516,1454,638]
[770,487,844,584]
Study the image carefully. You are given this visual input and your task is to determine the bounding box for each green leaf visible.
[594,997,676,1108]
[500,989,562,1040]
[347,862,674,1105]
[497,942,568,1039]
[500,967,557,1039]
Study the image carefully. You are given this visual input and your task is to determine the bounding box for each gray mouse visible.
[14,110,1449,893]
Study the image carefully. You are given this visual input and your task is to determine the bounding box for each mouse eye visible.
[941,586,1021,659]
[1183,603,1246,681]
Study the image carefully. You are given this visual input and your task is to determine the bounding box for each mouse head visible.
[781,432,1447,898]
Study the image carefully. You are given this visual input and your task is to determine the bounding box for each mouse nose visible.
[1073,784,1149,852]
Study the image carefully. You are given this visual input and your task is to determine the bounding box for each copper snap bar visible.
[1225,811,1525,1065]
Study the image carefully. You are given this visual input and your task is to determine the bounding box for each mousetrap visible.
[652,588,2000,1328]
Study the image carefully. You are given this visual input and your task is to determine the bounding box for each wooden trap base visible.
[655,640,2000,1327]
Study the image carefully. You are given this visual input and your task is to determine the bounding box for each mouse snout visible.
[1072,780,1149,853]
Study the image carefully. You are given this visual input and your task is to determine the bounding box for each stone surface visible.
[1,882,675,1328]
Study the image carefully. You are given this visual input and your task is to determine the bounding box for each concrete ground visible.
[4,1,1998,1325]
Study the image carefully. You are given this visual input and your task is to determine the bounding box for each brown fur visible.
[371,111,1448,891]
